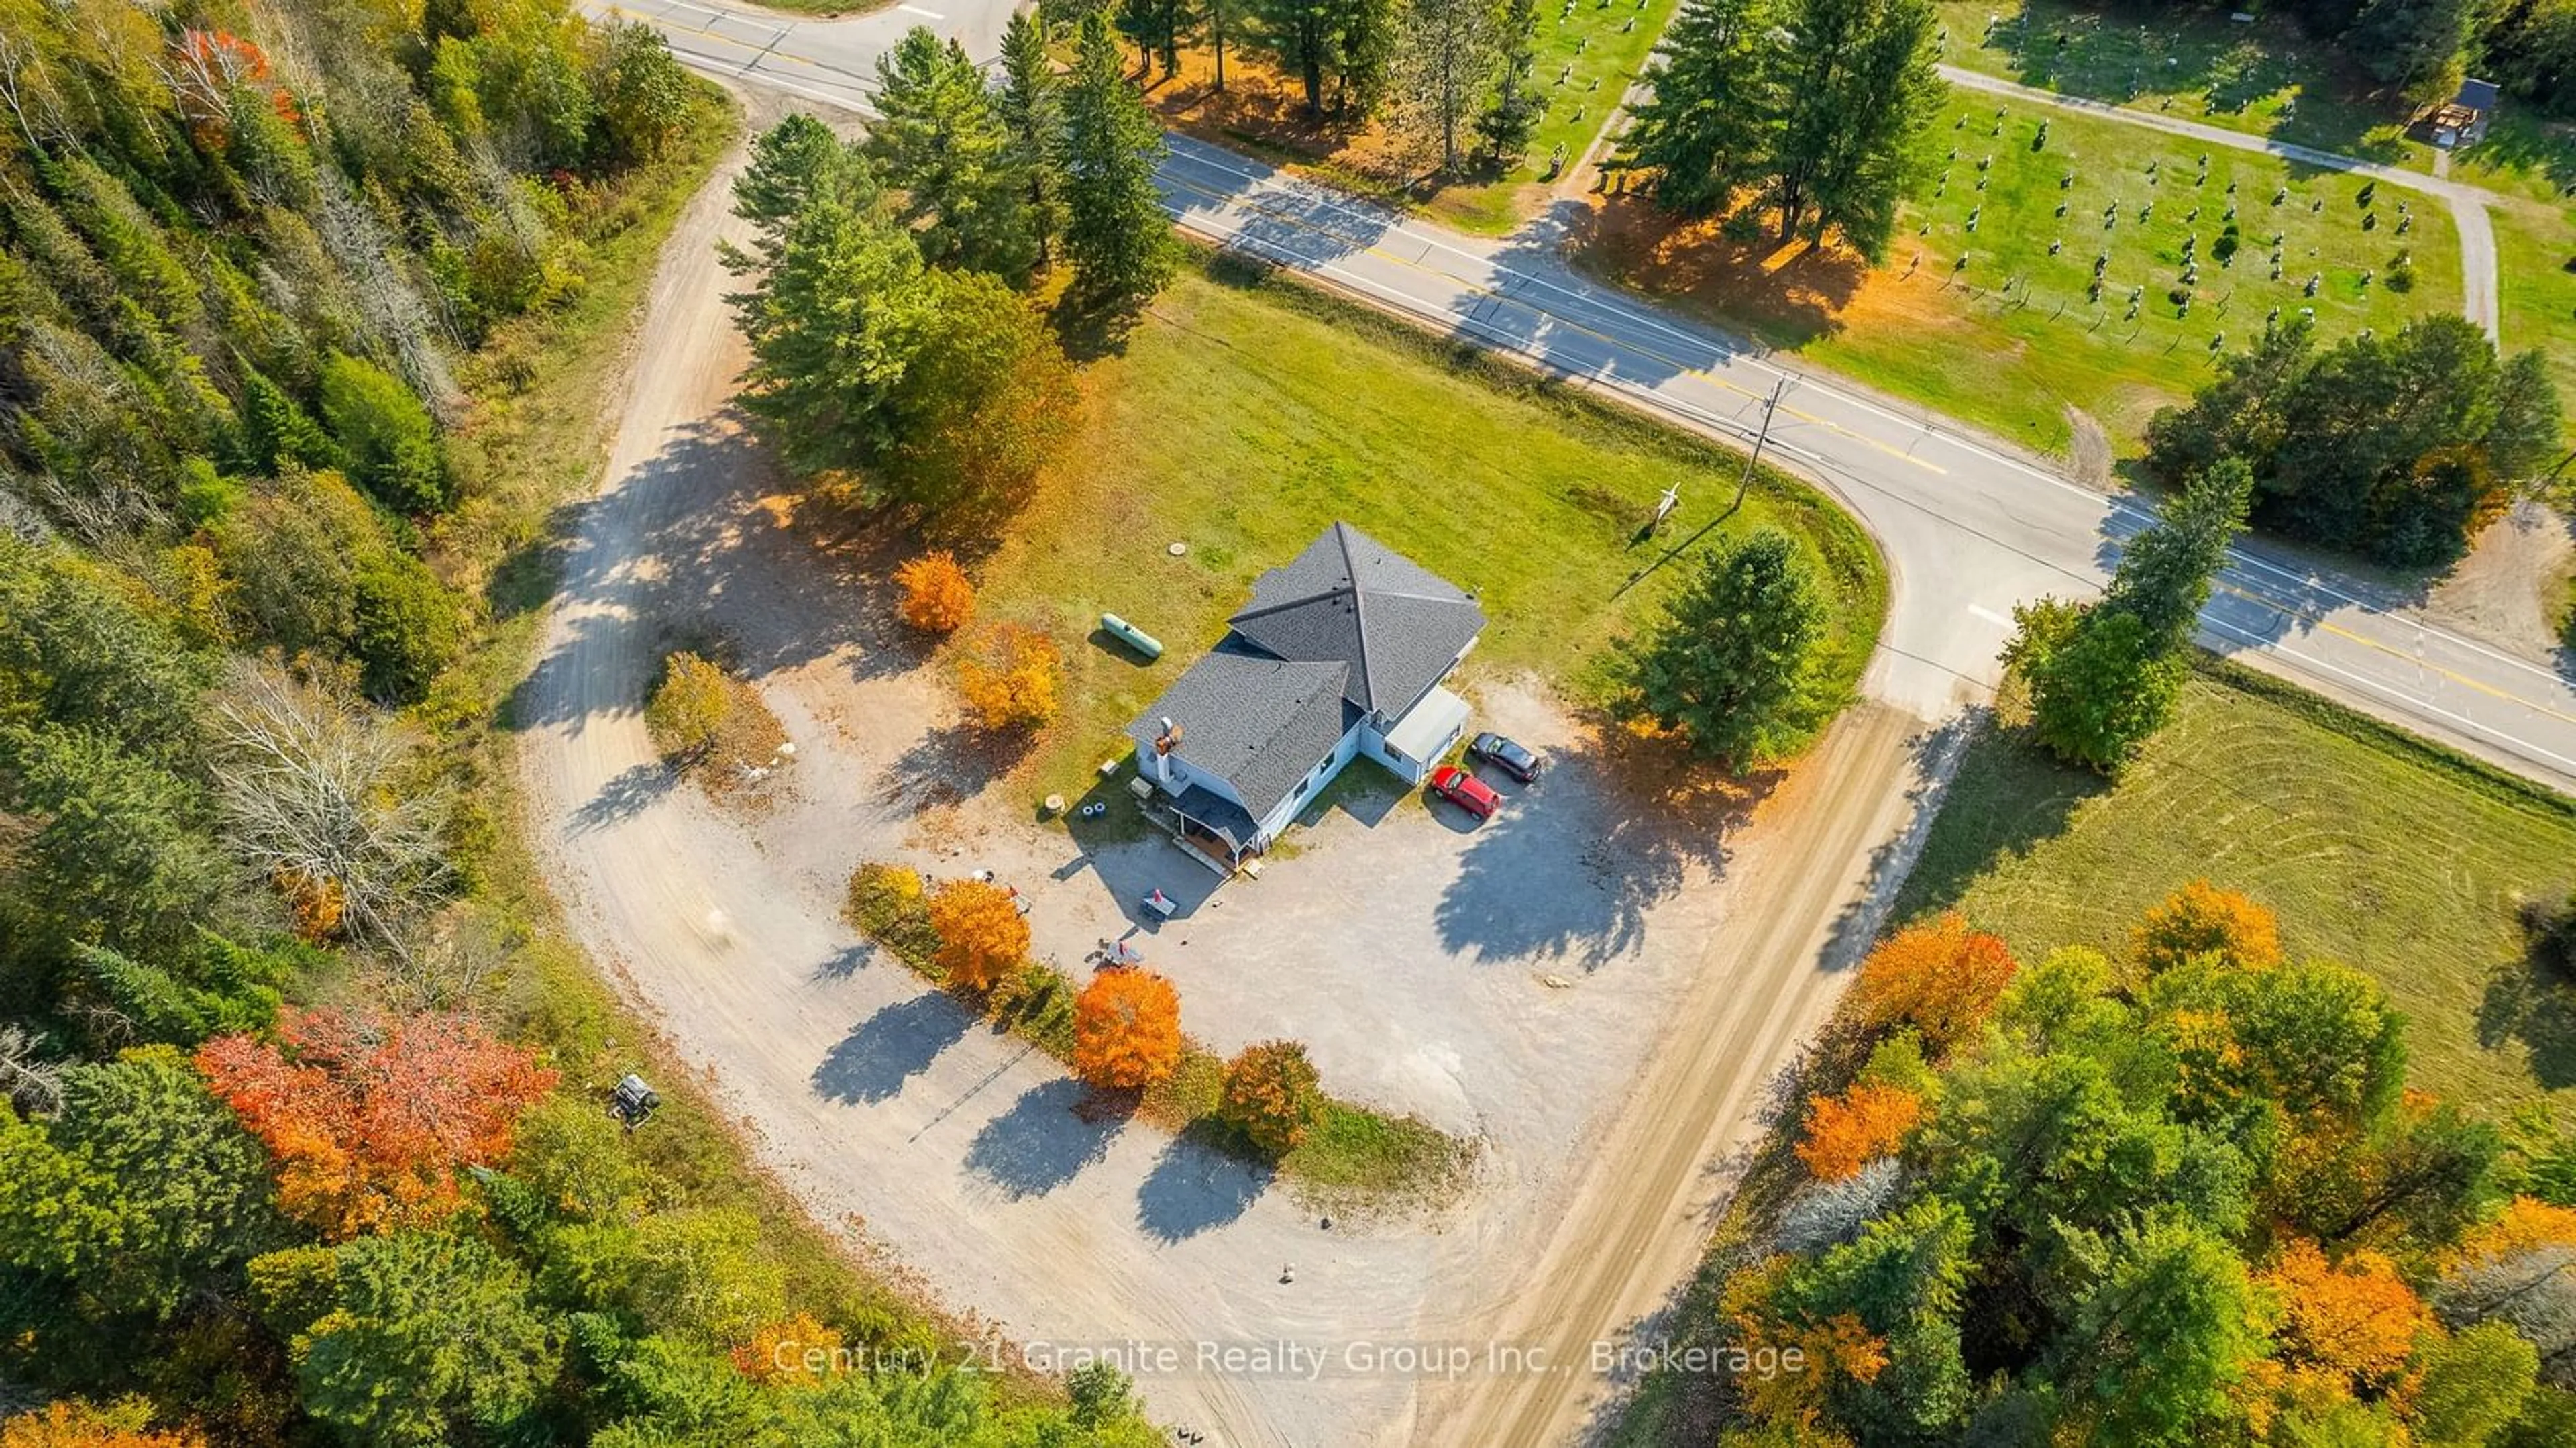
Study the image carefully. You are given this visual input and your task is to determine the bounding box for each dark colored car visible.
[1428,764,1501,819]
[1468,731,1543,783]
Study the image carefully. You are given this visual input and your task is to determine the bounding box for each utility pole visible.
[1729,377,1791,515]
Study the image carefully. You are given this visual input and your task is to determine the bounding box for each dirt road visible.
[514,96,1962,1445]
[1424,705,1964,1445]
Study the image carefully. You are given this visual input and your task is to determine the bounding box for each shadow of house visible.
[964,1078,1128,1200]
[1135,1126,1273,1243]
[811,994,976,1106]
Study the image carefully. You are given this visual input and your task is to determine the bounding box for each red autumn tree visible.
[925,878,1029,992]
[1073,970,1183,1090]
[1794,1082,1925,1182]
[1853,913,2019,1053]
[195,1008,558,1239]
[2132,879,2286,973]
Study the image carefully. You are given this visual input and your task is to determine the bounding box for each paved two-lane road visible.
[601,0,2576,792]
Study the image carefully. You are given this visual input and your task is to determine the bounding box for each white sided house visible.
[1128,522,1485,870]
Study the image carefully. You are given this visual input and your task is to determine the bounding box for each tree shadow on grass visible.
[964,1077,1128,1200]
[1889,717,2110,923]
[1136,1123,1272,1243]
[812,994,975,1105]
[1551,193,1868,355]
[2478,953,2576,1092]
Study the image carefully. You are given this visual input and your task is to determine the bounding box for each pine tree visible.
[1617,526,1829,770]
[998,10,1067,268]
[1769,0,1942,256]
[1621,0,1778,215]
[2099,456,2253,647]
[1061,15,1180,311]
[868,27,1036,278]
[1476,0,1544,164]
[1399,0,1503,172]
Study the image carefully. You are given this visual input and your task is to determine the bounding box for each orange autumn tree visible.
[925,878,1029,992]
[1796,1082,1925,1182]
[1073,969,1183,1090]
[0,1400,205,1448]
[2260,1238,2433,1396]
[1853,913,2019,1053]
[195,1008,558,1238]
[2133,880,2285,974]
[893,552,975,634]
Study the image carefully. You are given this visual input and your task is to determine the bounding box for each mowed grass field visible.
[973,252,1888,808]
[2494,197,2576,448]
[1932,0,2429,167]
[1896,664,2576,1122]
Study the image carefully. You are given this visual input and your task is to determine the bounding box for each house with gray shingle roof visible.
[1128,522,1485,868]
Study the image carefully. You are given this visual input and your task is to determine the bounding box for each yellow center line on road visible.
[2215,581,2576,725]
[1163,172,1952,477]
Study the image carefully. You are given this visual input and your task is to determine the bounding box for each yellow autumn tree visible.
[1795,1082,1924,1182]
[2133,880,2285,973]
[925,878,1029,992]
[955,623,1061,732]
[0,1400,205,1448]
[734,1314,846,1386]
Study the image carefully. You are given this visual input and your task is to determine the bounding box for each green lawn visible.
[1933,0,2430,168]
[1602,87,2463,456]
[1896,662,2576,1123]
[2493,195,2576,450]
[973,251,1888,810]
[1433,0,1682,232]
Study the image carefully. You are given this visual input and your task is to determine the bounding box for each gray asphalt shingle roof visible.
[1226,522,1486,717]
[1127,523,1483,825]
[1126,643,1354,821]
[2455,78,2500,111]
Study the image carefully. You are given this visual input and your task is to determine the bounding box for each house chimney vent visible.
[1155,719,1184,755]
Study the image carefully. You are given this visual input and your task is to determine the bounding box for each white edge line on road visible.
[1164,183,2576,788]
[1159,140,2574,701]
[897,3,946,16]
[1966,604,2015,628]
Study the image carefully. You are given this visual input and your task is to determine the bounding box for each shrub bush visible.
[352,554,464,704]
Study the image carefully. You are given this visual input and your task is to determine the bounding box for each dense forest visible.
[0,1,1157,1443]
[1702,892,2576,1446]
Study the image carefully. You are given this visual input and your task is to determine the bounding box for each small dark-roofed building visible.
[2424,79,2499,149]
[1130,522,1485,869]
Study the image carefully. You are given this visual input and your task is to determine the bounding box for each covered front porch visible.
[1134,779,1262,878]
